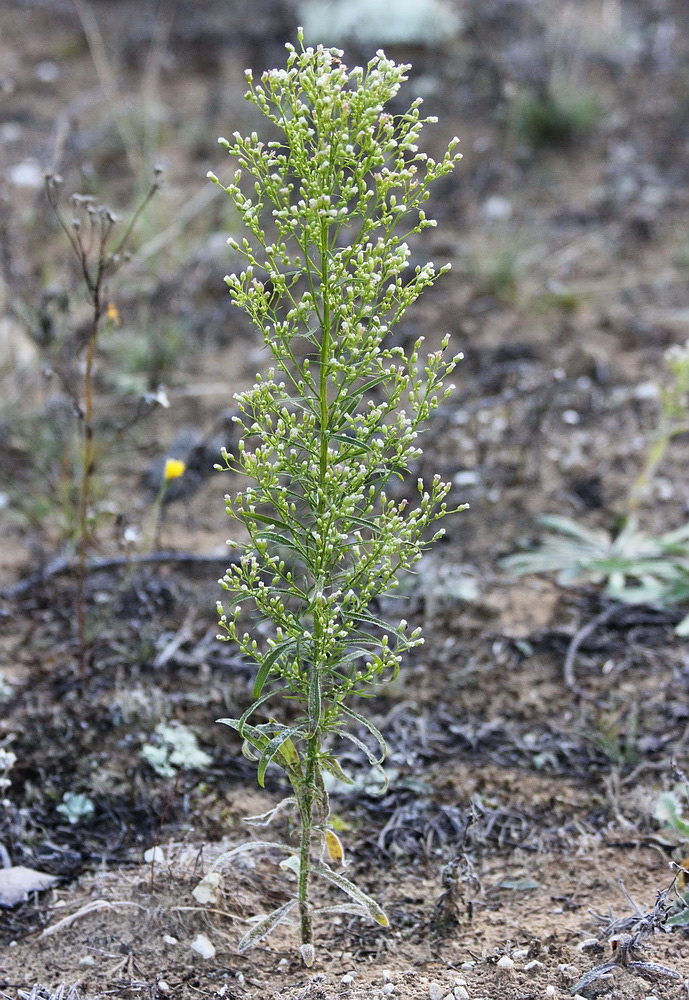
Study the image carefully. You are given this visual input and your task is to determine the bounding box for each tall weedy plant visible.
[208,34,463,963]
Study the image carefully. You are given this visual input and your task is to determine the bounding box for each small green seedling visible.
[56,791,95,825]
[503,341,689,635]
[207,34,463,963]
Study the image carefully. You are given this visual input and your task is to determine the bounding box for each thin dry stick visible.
[563,603,620,699]
[40,899,144,938]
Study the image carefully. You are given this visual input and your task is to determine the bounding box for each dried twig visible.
[571,932,681,994]
[563,603,621,698]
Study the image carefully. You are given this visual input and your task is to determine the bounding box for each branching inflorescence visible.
[207,32,464,963]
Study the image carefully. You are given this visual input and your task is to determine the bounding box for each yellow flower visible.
[106,302,120,325]
[163,458,186,481]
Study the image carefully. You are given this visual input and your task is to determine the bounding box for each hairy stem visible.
[297,735,320,948]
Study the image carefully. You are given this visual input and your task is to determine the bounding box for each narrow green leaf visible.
[537,514,610,546]
[319,755,355,784]
[313,863,389,926]
[253,643,295,699]
[257,725,304,787]
[340,705,387,764]
[337,729,380,768]
[329,433,374,455]
[237,898,297,952]
[255,530,307,557]
[667,907,689,927]
[237,686,289,734]
[217,718,270,754]
[308,669,322,731]
[246,511,307,534]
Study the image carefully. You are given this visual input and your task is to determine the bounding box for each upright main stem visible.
[296,219,332,949]
[298,735,320,948]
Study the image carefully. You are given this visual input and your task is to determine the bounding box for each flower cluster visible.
[209,32,464,961]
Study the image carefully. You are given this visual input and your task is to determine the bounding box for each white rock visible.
[429,984,444,1000]
[190,933,216,959]
[163,935,178,945]
[382,986,394,996]
[79,956,95,966]
[496,955,514,971]
[144,846,166,864]
[192,871,221,904]
[7,160,44,189]
[454,987,470,1000]
[483,195,513,221]
[0,866,59,906]
[35,61,60,83]
[158,982,170,994]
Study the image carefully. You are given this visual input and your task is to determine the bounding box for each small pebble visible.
[381,985,394,996]
[460,962,475,971]
[277,958,288,969]
[524,960,543,971]
[158,983,170,995]
[383,970,393,982]
[429,984,443,1000]
[190,933,216,960]
[454,987,469,1000]
[545,987,556,998]
[341,974,354,985]
[512,948,529,959]
[163,935,178,946]
[453,979,467,987]
[496,955,514,971]
[79,956,95,966]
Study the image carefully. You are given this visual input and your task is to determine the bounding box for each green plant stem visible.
[297,736,319,949]
[628,419,689,514]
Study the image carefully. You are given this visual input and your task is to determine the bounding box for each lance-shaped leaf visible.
[237,685,290,734]
[254,529,308,559]
[324,829,345,865]
[308,669,322,731]
[319,754,355,784]
[257,725,305,787]
[253,643,296,699]
[339,705,387,764]
[237,898,297,953]
[313,862,388,926]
